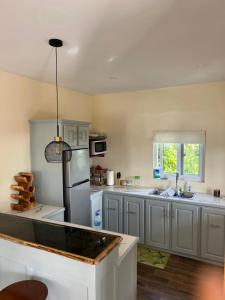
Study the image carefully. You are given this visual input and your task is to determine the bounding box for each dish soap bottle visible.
[94,210,102,230]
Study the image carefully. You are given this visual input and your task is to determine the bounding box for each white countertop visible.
[0,203,65,219]
[91,185,225,209]
[0,203,138,265]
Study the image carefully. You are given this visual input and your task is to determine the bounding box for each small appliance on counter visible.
[90,165,108,186]
[89,134,107,157]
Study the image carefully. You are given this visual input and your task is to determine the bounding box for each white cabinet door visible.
[201,207,225,263]
[145,199,170,249]
[124,196,145,243]
[78,126,89,147]
[63,125,78,147]
[103,193,123,233]
[172,203,199,256]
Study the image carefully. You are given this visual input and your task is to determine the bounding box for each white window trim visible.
[153,143,205,182]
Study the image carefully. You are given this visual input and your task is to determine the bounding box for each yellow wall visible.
[0,70,92,205]
[1,68,225,204]
[92,82,225,194]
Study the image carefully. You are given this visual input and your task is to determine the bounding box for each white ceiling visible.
[0,0,225,95]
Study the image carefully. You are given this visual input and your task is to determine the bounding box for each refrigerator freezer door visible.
[63,148,90,188]
[64,181,91,226]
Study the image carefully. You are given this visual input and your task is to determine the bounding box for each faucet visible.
[175,172,179,195]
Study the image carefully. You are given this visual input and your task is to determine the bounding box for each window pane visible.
[163,143,177,173]
[156,143,160,167]
[183,144,200,175]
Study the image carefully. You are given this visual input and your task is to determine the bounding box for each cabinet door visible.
[78,126,89,147]
[201,208,225,263]
[124,196,145,243]
[103,193,123,233]
[146,199,170,249]
[63,125,78,147]
[172,203,199,256]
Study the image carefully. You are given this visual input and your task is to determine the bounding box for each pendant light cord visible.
[55,47,59,137]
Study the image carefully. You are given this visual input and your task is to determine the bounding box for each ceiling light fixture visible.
[45,38,71,163]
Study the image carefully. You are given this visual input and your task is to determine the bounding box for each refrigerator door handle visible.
[71,179,90,188]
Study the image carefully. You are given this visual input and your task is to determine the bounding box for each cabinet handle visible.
[107,208,116,211]
[126,211,136,215]
[172,210,175,218]
[209,224,221,229]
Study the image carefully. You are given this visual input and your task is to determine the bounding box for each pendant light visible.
[45,38,71,163]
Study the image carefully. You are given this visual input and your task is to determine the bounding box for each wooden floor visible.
[137,255,223,300]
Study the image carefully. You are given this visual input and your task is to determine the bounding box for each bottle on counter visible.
[116,172,121,186]
[94,210,102,230]
[134,176,141,187]
[153,167,160,179]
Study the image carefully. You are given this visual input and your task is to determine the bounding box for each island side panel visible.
[117,243,137,300]
[0,238,96,300]
[95,246,120,300]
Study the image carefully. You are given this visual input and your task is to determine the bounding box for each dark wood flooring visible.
[137,255,224,300]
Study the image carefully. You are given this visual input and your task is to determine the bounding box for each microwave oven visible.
[90,139,107,156]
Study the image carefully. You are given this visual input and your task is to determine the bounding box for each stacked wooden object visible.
[10,172,36,211]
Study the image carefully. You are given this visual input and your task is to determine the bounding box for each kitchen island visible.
[0,212,138,300]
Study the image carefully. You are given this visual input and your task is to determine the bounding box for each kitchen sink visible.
[124,188,154,194]
[173,192,195,199]
[149,188,194,199]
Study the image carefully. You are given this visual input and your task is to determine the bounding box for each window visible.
[153,131,205,182]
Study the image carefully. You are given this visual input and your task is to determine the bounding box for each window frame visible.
[153,143,205,182]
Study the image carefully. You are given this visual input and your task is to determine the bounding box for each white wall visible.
[92,81,225,194]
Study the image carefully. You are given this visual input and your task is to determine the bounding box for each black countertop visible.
[0,213,122,264]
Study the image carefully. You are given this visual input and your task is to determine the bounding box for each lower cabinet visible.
[102,191,225,264]
[103,193,123,233]
[171,203,199,256]
[145,199,170,249]
[201,207,225,263]
[124,196,145,243]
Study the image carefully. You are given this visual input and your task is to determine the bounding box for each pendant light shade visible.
[45,39,71,163]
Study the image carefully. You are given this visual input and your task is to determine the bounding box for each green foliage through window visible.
[163,144,177,173]
[183,144,199,175]
[154,142,202,180]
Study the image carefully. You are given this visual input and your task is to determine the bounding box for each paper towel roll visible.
[107,170,114,186]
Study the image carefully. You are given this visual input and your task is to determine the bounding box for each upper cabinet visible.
[63,122,89,148]
[78,125,89,147]
[63,125,78,147]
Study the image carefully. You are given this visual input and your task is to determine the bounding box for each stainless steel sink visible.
[174,192,195,199]
[149,188,194,199]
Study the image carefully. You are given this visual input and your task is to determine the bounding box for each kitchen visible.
[0,0,225,299]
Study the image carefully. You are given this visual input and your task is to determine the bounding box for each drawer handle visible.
[107,208,116,211]
[127,211,136,215]
[209,224,221,229]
